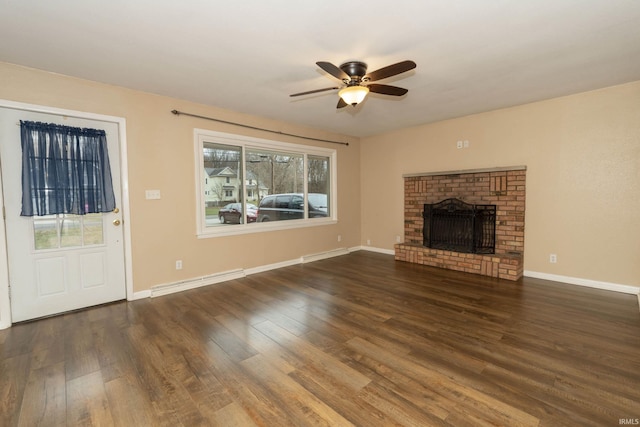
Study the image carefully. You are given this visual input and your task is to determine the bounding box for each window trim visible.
[194,129,337,238]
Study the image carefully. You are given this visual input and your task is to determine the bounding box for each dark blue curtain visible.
[20,120,116,216]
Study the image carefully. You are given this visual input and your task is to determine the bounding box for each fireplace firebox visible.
[423,198,496,254]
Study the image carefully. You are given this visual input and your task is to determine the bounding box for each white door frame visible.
[0,99,134,329]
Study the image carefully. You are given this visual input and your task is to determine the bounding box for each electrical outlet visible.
[396,235,402,243]
[366,239,371,246]
[337,235,342,242]
[457,140,463,149]
[176,260,183,270]
[549,254,557,263]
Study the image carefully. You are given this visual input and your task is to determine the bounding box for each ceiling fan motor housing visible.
[340,61,368,84]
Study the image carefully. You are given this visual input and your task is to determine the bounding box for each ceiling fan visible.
[290,60,417,108]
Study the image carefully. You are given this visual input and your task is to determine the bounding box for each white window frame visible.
[194,129,337,238]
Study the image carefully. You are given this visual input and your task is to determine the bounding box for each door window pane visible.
[33,215,58,250]
[83,214,104,245]
[60,215,83,248]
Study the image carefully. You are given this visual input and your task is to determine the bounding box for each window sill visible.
[197,217,337,239]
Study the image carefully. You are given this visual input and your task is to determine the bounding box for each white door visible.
[0,107,126,322]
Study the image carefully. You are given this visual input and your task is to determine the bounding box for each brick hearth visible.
[395,167,525,281]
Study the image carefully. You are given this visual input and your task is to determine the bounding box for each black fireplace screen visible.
[423,198,496,254]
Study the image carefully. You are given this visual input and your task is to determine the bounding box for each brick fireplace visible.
[395,166,525,280]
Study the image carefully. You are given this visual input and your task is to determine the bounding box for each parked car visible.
[257,193,327,222]
[218,203,258,224]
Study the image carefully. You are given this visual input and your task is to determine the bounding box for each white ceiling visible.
[2,1,640,138]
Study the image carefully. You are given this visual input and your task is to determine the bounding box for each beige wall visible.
[1,60,638,293]
[0,62,360,293]
[361,81,640,287]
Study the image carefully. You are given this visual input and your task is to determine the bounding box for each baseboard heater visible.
[150,248,350,298]
[302,248,350,263]
[150,268,245,298]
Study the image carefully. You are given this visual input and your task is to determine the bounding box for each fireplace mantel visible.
[402,165,527,178]
[396,167,525,281]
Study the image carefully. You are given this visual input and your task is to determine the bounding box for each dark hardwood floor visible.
[1,251,639,426]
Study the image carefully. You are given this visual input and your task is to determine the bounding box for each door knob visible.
[113,219,121,226]
[113,207,120,213]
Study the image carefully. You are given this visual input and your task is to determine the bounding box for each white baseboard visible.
[360,245,395,255]
[130,290,151,300]
[524,270,640,295]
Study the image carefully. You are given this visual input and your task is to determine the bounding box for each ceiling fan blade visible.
[290,87,340,97]
[337,98,348,109]
[368,84,408,96]
[317,61,350,81]
[365,60,416,82]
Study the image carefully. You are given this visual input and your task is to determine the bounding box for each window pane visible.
[83,213,104,245]
[247,149,303,223]
[60,215,82,248]
[203,142,243,227]
[246,150,304,196]
[308,155,330,219]
[34,215,58,250]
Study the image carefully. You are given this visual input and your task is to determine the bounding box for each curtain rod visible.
[171,110,349,146]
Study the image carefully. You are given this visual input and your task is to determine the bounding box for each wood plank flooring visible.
[1,251,639,426]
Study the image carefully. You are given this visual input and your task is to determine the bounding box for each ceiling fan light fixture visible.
[339,85,369,106]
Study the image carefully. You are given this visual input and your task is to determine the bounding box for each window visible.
[195,129,336,237]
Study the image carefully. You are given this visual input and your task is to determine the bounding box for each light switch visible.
[145,190,161,200]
